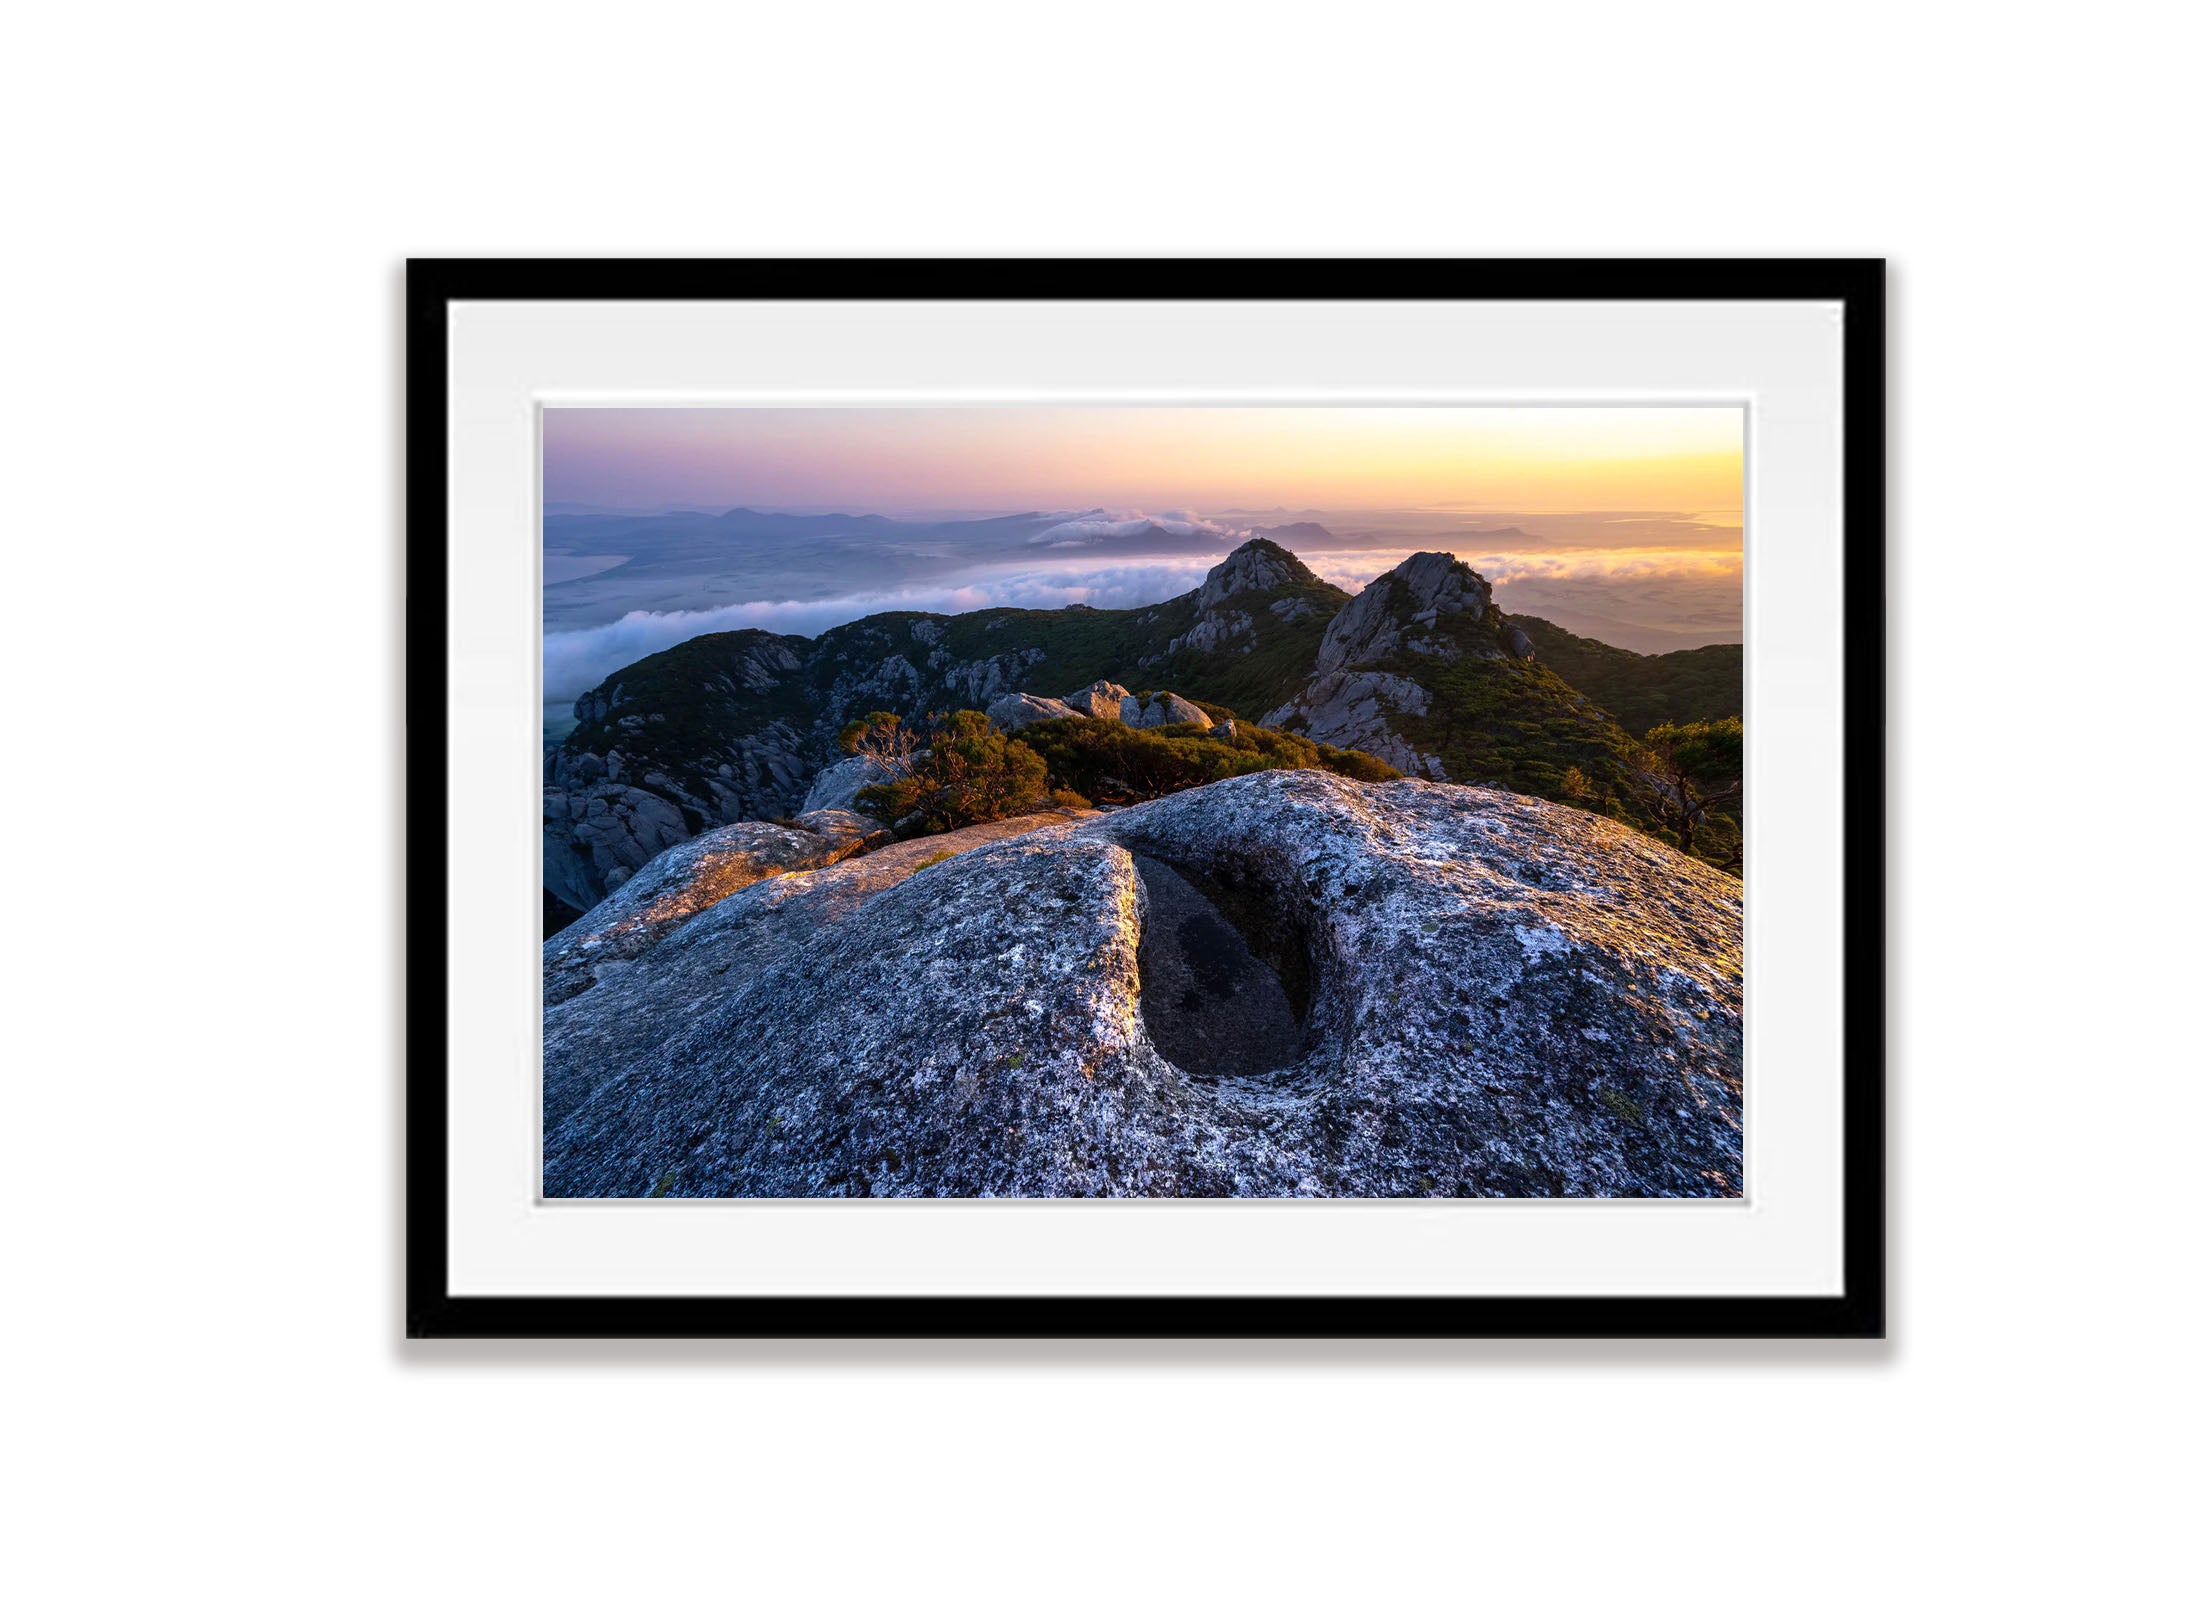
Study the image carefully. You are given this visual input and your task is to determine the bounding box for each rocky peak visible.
[1195,538,1317,611]
[1315,551,1495,676]
[1388,550,1494,621]
[1251,552,1509,777]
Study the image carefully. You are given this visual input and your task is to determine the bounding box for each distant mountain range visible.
[544,540,1740,913]
[1243,519,1545,551]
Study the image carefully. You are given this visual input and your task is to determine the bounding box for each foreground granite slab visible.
[543,772,1741,1198]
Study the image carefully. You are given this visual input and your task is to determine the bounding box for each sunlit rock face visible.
[542,820,865,1006]
[985,692,1079,731]
[790,808,890,857]
[1129,691,1213,730]
[1001,682,1215,732]
[543,770,1742,1199]
[1065,681,1134,720]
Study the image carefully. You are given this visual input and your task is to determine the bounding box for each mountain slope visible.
[959,539,1346,717]
[545,541,1347,908]
[1507,614,1741,736]
[543,541,1727,911]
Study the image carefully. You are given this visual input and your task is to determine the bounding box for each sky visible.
[540,405,1746,734]
[543,405,1744,517]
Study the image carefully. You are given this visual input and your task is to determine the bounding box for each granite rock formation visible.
[543,770,1742,1199]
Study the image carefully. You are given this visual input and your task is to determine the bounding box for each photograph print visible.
[542,405,1745,1200]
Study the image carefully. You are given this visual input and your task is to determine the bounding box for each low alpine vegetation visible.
[852,702,1401,835]
[836,709,920,769]
[1014,715,1398,805]
[1632,716,1743,870]
[855,709,1052,835]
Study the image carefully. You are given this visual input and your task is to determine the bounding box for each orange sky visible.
[543,406,1745,517]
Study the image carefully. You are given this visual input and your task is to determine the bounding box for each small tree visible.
[855,710,1051,835]
[1635,717,1743,860]
[838,710,919,772]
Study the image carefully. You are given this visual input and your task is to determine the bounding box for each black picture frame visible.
[407,258,1885,1339]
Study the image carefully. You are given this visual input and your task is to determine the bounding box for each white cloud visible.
[1301,545,1744,648]
[1025,508,1244,547]
[542,557,1224,713]
[1305,545,1741,592]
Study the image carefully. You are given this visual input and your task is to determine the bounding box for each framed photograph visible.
[408,259,1884,1338]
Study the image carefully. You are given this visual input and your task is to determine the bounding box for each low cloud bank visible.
[1307,545,1743,651]
[1305,545,1741,593]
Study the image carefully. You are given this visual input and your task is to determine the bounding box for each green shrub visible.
[1510,616,1741,737]
[837,710,918,765]
[1315,743,1401,783]
[855,710,1053,835]
[1634,717,1744,871]
[1012,714,1399,804]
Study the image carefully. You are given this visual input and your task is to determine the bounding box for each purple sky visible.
[543,405,1746,516]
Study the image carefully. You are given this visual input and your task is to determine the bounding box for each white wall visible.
[7,3,2189,1594]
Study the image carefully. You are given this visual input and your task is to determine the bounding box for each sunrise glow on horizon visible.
[544,406,1745,518]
